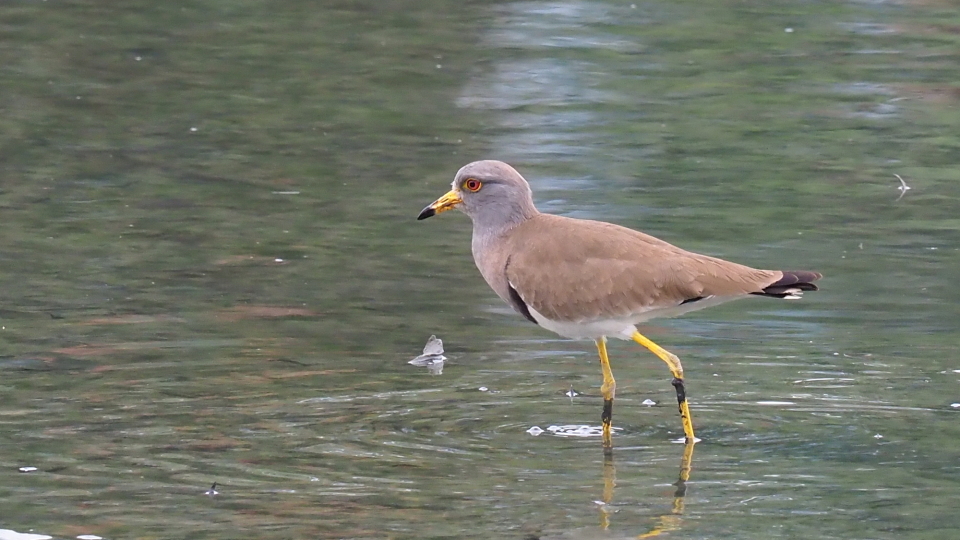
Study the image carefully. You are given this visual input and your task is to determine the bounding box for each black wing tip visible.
[755,270,822,297]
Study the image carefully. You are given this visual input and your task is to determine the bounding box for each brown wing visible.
[503,214,782,323]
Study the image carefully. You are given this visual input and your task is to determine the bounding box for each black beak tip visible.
[417,206,436,220]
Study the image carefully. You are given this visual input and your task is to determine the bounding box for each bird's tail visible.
[753,270,822,299]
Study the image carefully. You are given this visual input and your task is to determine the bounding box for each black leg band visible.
[671,377,686,406]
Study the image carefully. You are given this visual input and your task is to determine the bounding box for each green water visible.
[1,1,959,538]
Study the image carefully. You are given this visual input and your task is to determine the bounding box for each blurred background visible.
[1,1,959,538]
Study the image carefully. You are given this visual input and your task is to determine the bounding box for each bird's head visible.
[417,160,538,231]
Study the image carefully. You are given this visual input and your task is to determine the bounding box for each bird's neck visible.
[469,207,538,244]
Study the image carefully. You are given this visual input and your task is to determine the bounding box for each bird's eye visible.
[463,178,482,192]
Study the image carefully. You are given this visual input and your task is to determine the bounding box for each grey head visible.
[417,160,540,234]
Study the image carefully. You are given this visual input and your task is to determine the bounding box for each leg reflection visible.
[599,450,616,530]
[597,441,696,536]
[637,441,695,539]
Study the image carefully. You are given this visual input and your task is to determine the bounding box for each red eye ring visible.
[464,178,482,192]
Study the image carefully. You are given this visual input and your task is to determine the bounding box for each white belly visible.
[526,295,738,340]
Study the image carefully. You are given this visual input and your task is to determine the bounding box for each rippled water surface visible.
[2,1,959,539]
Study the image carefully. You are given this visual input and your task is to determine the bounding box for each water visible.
[2,1,959,538]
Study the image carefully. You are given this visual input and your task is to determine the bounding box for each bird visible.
[417,160,821,446]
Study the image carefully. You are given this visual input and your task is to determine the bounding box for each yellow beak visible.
[417,189,462,220]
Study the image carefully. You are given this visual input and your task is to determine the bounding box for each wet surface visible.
[2,1,960,538]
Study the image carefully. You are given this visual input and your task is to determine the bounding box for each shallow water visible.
[2,1,959,539]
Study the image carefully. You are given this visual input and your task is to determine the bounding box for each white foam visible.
[0,530,52,540]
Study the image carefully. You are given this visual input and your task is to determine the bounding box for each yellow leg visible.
[631,330,696,442]
[595,337,616,448]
